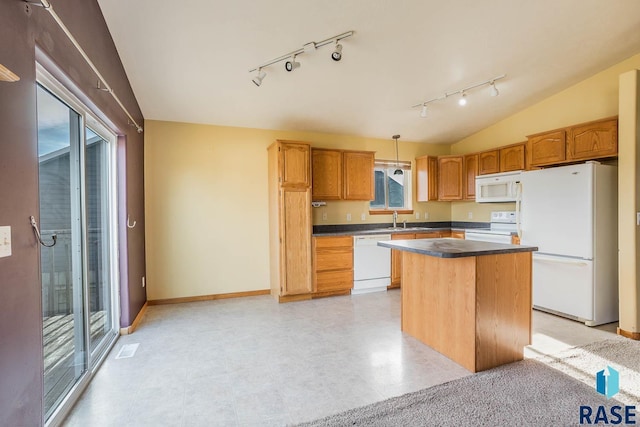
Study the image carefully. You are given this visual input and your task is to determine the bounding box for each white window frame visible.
[369,160,413,213]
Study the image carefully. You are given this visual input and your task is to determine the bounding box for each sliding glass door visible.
[36,71,118,423]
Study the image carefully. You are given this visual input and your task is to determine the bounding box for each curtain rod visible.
[28,0,143,133]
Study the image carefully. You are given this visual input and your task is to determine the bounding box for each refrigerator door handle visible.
[515,182,522,239]
[534,255,589,266]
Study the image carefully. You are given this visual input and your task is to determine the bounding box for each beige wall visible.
[618,70,640,334]
[448,53,640,221]
[144,121,448,300]
[145,53,640,301]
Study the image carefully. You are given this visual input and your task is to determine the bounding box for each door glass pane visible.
[37,85,87,419]
[85,127,113,353]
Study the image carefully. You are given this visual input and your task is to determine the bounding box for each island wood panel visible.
[401,250,532,373]
[474,252,532,372]
[401,252,477,372]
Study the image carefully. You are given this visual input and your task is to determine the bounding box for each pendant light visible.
[392,134,403,175]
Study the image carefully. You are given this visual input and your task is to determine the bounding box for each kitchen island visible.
[378,238,537,373]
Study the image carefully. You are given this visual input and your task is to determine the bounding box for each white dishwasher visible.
[352,234,391,295]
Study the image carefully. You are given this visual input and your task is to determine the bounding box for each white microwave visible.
[475,171,522,203]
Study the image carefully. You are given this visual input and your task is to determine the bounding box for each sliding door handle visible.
[29,216,57,247]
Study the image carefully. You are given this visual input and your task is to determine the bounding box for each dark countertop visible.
[378,238,537,258]
[312,221,488,237]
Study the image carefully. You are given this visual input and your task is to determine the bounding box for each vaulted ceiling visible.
[97,0,640,143]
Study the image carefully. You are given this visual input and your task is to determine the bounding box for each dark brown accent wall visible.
[0,1,145,425]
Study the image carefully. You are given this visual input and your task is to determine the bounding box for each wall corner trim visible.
[120,301,148,335]
[617,327,640,340]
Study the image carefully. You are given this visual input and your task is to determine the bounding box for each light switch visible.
[0,226,11,258]
[346,213,352,222]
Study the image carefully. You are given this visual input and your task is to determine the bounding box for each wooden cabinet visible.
[451,230,465,239]
[567,117,618,161]
[311,149,342,200]
[343,151,375,200]
[463,154,478,200]
[390,231,444,288]
[499,143,526,172]
[416,155,438,201]
[268,141,313,302]
[313,235,353,294]
[527,129,566,167]
[478,150,500,175]
[280,142,311,187]
[311,149,375,201]
[437,156,463,201]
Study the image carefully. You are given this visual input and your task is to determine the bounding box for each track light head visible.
[285,56,301,72]
[489,81,499,97]
[458,92,467,106]
[331,42,343,61]
[420,104,428,118]
[252,69,266,86]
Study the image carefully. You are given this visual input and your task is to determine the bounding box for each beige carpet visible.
[297,338,640,426]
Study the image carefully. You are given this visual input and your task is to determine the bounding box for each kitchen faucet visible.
[393,210,398,228]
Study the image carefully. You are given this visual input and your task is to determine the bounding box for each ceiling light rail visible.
[249,30,354,86]
[24,0,144,133]
[412,74,506,117]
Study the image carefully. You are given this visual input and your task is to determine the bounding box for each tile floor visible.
[62,290,618,427]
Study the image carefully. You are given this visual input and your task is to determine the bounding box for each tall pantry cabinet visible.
[267,141,313,302]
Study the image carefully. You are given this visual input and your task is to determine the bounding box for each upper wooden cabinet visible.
[311,149,375,201]
[527,129,566,167]
[527,117,618,168]
[311,149,343,200]
[567,117,618,161]
[499,143,526,172]
[343,150,375,201]
[478,150,500,175]
[463,154,478,200]
[438,155,463,201]
[415,155,438,202]
[279,141,311,187]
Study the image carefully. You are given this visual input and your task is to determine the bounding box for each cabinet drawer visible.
[314,235,353,249]
[315,270,353,292]
[415,232,441,239]
[315,250,353,271]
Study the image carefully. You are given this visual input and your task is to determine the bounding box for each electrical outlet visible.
[361,213,366,221]
[415,212,420,220]
[346,213,352,222]
[322,212,327,221]
[468,212,473,219]
[424,212,429,220]
[0,226,11,258]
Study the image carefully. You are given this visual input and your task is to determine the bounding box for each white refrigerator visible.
[519,162,618,326]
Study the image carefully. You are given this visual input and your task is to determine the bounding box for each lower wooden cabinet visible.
[313,235,354,294]
[451,230,465,239]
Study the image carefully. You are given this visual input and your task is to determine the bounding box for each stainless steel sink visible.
[381,227,431,232]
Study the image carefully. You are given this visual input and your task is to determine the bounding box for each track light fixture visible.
[252,68,266,86]
[412,74,505,117]
[249,30,354,86]
[458,91,467,106]
[285,55,300,72]
[331,42,343,61]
